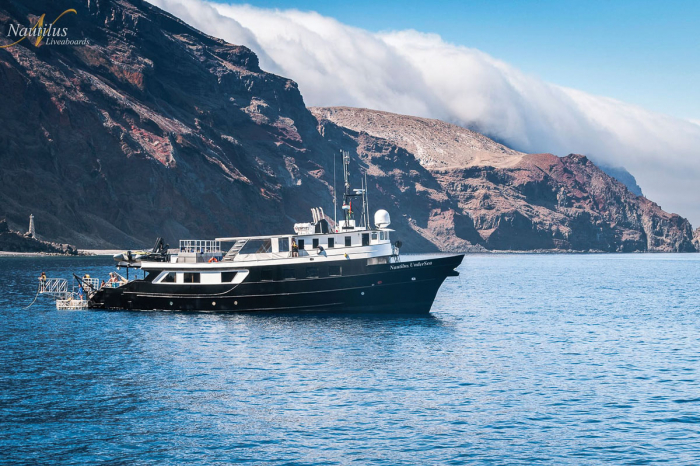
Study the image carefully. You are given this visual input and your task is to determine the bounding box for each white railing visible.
[179,240,221,253]
[81,278,101,293]
[39,278,69,298]
[56,296,89,310]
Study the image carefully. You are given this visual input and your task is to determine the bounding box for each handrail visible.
[179,239,221,253]
[39,278,68,295]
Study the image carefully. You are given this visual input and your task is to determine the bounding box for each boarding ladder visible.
[223,239,248,261]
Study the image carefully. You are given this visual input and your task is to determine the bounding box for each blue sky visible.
[217,0,700,121]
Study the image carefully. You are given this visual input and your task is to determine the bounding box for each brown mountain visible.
[0,0,694,252]
[311,107,696,252]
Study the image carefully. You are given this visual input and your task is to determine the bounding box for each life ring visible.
[208,257,219,263]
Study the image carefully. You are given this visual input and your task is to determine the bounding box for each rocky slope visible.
[0,220,77,254]
[312,107,696,252]
[0,0,694,252]
[312,107,525,170]
[1,0,340,248]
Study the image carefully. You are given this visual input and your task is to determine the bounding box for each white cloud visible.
[151,0,700,226]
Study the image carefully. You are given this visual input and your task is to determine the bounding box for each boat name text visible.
[390,261,432,270]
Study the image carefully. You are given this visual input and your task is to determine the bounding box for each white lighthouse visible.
[28,214,36,238]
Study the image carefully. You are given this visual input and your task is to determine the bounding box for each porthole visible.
[411,277,416,281]
[212,301,216,306]
[361,291,365,296]
[169,301,173,306]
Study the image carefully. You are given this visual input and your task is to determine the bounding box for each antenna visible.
[343,150,350,195]
[342,150,351,228]
[362,175,367,229]
[364,171,370,230]
[333,151,337,232]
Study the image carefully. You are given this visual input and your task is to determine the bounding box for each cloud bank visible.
[151,0,700,226]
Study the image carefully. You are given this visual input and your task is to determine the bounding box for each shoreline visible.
[0,249,697,257]
[0,249,123,257]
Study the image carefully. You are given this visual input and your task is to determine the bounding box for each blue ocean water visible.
[1,254,699,464]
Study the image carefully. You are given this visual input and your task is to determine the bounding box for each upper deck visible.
[135,227,395,271]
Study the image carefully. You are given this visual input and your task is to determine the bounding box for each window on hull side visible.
[184,273,200,283]
[345,236,351,247]
[222,272,237,283]
[362,233,370,246]
[306,267,319,278]
[367,257,388,265]
[328,238,334,248]
[329,265,342,276]
[298,239,305,250]
[313,238,319,249]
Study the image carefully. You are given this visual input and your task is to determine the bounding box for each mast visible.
[338,149,371,230]
[333,151,337,232]
[364,172,370,230]
[342,150,351,228]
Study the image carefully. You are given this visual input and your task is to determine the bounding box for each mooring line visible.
[23,285,41,310]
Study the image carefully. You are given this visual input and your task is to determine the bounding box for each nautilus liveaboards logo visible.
[1,9,88,48]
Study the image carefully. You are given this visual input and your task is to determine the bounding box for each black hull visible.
[89,254,464,314]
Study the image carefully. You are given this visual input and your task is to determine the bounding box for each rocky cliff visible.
[311,107,695,252]
[1,0,338,248]
[0,0,694,252]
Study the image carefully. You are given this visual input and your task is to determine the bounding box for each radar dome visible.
[374,210,391,229]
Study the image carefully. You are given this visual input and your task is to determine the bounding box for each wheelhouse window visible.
[222,272,237,283]
[371,233,378,241]
[362,233,370,246]
[380,231,385,240]
[278,238,290,252]
[184,273,200,283]
[298,239,305,250]
[313,238,319,249]
[240,239,272,254]
[329,265,342,276]
[306,266,319,278]
[328,238,334,248]
[345,236,351,247]
[157,272,177,283]
[260,269,273,281]
[283,269,295,280]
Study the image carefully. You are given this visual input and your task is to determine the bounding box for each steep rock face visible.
[312,107,696,252]
[0,0,694,253]
[0,0,336,247]
[594,164,644,196]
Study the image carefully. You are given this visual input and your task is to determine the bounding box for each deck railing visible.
[179,240,221,253]
[39,278,68,298]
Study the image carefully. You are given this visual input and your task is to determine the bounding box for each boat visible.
[84,152,464,313]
